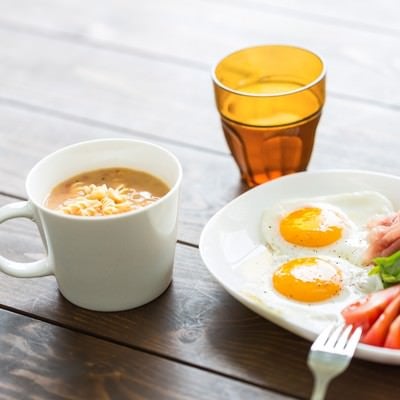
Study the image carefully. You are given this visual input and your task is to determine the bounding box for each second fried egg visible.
[237,249,383,332]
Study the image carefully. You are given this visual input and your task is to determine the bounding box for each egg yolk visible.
[280,207,343,247]
[272,257,343,302]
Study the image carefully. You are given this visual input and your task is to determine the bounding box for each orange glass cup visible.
[212,45,326,187]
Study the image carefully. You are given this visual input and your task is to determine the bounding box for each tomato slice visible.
[361,293,400,346]
[384,314,400,349]
[341,285,400,332]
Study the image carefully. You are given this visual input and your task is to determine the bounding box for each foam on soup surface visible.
[45,167,170,216]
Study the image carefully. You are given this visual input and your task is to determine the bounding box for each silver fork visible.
[307,323,362,400]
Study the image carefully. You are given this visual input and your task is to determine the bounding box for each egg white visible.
[237,246,383,333]
[262,191,394,266]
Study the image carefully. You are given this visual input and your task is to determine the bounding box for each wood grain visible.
[234,0,400,33]
[0,309,290,400]
[0,0,398,110]
[1,101,400,249]
[1,0,399,35]
[0,27,397,162]
[0,194,399,400]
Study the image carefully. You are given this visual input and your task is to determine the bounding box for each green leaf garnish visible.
[369,250,400,287]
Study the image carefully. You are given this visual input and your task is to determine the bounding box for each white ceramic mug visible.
[0,139,182,311]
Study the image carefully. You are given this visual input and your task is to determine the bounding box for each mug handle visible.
[0,201,53,277]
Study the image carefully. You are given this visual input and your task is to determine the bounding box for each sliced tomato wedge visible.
[384,314,400,349]
[361,293,400,346]
[341,284,400,332]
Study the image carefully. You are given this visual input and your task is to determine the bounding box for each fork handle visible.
[310,375,331,400]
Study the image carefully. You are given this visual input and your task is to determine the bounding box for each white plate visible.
[199,170,400,365]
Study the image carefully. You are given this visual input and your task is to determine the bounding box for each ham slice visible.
[364,212,400,264]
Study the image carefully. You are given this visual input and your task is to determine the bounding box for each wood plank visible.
[1,0,399,36]
[0,192,399,399]
[0,0,398,109]
[0,308,289,400]
[0,29,224,152]
[0,25,397,161]
[236,0,400,33]
[1,100,400,248]
[307,96,400,176]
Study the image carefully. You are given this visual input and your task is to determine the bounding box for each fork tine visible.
[311,324,335,350]
[336,324,353,350]
[344,326,362,355]
[325,324,345,349]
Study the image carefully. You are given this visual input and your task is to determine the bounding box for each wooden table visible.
[0,1,399,399]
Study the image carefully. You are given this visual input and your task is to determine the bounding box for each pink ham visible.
[364,212,400,264]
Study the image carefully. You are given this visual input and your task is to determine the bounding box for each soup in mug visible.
[45,167,170,216]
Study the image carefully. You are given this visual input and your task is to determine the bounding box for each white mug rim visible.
[26,138,183,220]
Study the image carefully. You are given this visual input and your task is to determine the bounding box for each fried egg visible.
[236,191,393,331]
[237,248,383,331]
[262,191,394,265]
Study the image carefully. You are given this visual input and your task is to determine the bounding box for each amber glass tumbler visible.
[212,45,326,187]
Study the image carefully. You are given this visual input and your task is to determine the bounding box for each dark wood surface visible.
[0,1,400,399]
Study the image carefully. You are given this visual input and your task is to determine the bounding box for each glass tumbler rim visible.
[211,44,326,98]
